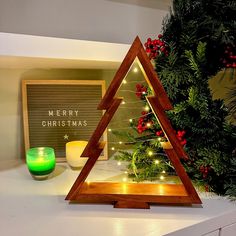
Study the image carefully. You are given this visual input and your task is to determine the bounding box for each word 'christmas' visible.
[42,120,87,127]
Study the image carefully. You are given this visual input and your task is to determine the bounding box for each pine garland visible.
[115,0,236,197]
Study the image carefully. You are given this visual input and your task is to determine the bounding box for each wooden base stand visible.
[67,182,201,208]
[114,201,150,209]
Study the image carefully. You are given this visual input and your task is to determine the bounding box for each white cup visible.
[66,141,88,168]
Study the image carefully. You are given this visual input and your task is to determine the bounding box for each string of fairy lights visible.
[107,65,170,182]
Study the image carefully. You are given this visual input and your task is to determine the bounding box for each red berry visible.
[177,131,182,137]
[177,130,186,137]
[199,166,204,172]
[158,34,163,39]
[156,130,163,136]
[180,139,187,146]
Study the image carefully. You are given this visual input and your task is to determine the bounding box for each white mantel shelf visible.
[1,161,236,236]
[0,32,130,69]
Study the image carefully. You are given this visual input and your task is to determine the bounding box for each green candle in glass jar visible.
[26,147,56,180]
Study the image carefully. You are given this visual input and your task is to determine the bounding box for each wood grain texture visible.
[77,182,188,196]
[114,201,150,209]
[66,36,202,208]
[68,182,195,207]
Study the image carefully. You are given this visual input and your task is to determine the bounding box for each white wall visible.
[0,0,170,44]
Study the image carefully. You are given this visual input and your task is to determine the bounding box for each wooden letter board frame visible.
[22,80,108,162]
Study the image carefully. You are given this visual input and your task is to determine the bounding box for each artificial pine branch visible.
[114,0,236,197]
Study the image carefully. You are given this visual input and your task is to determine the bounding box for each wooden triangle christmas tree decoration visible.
[66,36,202,209]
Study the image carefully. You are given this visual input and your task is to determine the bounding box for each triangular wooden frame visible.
[66,36,202,209]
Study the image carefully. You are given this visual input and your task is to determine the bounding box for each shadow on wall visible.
[106,0,172,11]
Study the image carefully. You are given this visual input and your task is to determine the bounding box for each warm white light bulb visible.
[129,119,133,123]
[122,177,127,182]
[144,106,150,111]
[154,160,160,164]
[124,171,128,174]
[123,79,127,84]
[122,101,126,105]
[117,161,121,166]
[158,137,162,141]
[133,67,138,73]
[111,147,115,151]
[148,151,153,156]
[162,170,166,173]
[108,128,112,132]
[160,175,165,180]
[142,91,146,95]
[119,141,123,144]
[146,122,151,128]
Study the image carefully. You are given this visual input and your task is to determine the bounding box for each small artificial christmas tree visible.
[115,0,236,196]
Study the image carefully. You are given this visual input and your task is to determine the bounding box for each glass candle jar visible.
[26,147,56,180]
[66,141,88,169]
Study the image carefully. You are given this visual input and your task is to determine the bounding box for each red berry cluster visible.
[156,130,163,136]
[199,166,211,179]
[137,112,153,134]
[135,84,147,99]
[176,130,187,146]
[144,34,168,60]
[221,45,236,68]
[137,117,147,134]
[156,129,187,146]
[155,130,167,142]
